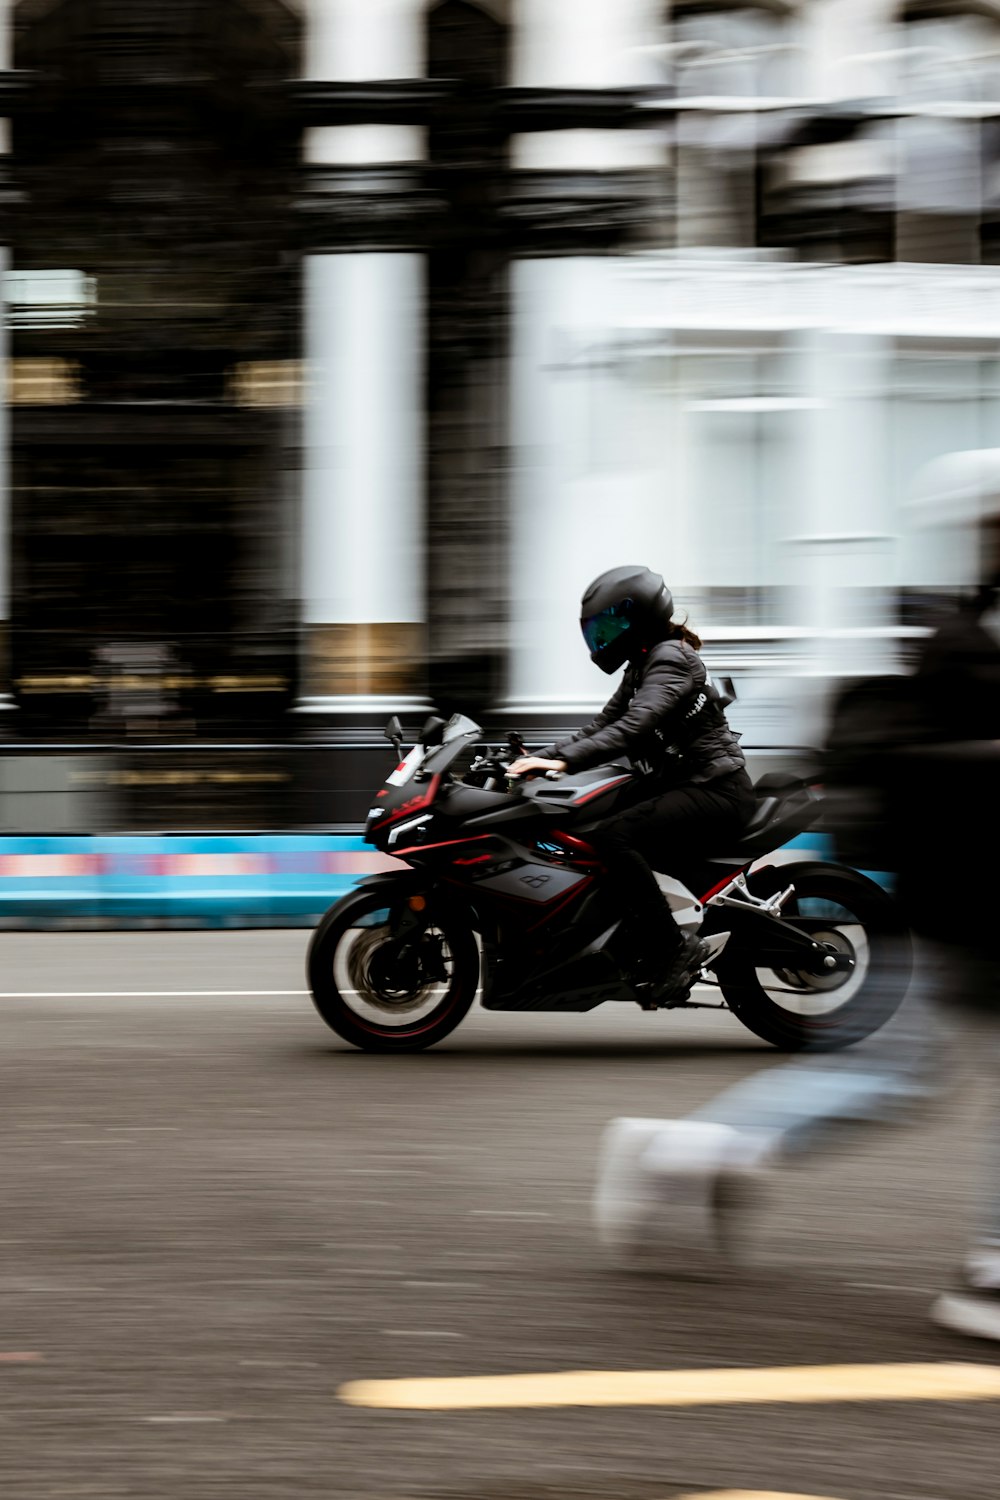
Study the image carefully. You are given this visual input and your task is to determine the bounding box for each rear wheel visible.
[307,884,479,1053]
[714,862,910,1051]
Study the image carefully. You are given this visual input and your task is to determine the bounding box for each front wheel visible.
[713,862,911,1051]
[307,883,479,1053]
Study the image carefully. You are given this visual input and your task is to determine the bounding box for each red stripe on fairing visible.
[549,830,604,867]
[700,865,751,902]
[571,776,632,807]
[390,833,493,859]
[378,775,442,830]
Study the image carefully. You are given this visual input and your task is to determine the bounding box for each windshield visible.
[422,714,482,775]
[441,713,481,744]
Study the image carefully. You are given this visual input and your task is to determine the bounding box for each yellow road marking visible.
[674,1493,844,1500]
[674,1493,845,1500]
[339,1361,1000,1411]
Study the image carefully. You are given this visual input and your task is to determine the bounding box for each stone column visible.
[505,0,662,717]
[298,0,428,714]
[792,326,895,681]
[799,0,899,101]
[511,0,661,176]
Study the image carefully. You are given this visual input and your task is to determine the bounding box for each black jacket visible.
[542,640,745,786]
[825,607,1000,954]
[915,608,1000,742]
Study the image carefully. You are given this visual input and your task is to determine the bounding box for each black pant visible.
[588,769,756,954]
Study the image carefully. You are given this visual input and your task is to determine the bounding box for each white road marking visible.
[848,1282,938,1295]
[238,1360,320,1370]
[403,1281,481,1291]
[468,1210,552,1219]
[345,1168,427,1177]
[323,1243,404,1252]
[15,1286,103,1295]
[0,989,309,998]
[60,1139,125,1146]
[382,1330,466,1340]
[142,1415,228,1424]
[341,1269,405,1278]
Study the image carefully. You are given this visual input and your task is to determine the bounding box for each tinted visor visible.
[581,599,634,656]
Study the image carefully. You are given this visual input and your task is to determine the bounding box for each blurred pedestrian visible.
[593,582,1000,1343]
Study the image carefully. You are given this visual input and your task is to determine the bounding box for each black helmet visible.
[580,565,674,674]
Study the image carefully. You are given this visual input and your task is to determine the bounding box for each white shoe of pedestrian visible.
[931,1248,1000,1343]
[594,1117,777,1270]
[593,1117,673,1262]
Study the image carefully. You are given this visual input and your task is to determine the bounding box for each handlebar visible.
[464,748,566,792]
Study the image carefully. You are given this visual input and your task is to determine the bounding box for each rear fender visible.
[745,860,897,905]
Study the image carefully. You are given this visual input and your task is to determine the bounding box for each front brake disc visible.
[346,928,431,1014]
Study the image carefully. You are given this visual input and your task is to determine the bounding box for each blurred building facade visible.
[1,1,1000,820]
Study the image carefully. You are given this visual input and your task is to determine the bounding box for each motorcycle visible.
[307,711,911,1053]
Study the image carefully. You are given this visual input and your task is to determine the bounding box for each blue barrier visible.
[0,831,880,929]
[0,835,402,928]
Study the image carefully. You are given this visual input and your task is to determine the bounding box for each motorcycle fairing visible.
[361,713,830,1013]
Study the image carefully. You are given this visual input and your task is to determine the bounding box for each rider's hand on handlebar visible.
[506,756,567,779]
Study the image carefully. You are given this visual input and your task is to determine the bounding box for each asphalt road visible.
[3,931,999,1500]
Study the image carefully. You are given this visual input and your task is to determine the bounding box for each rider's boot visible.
[632,928,708,1005]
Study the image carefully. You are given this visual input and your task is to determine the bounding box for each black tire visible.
[714,862,911,1051]
[307,883,479,1053]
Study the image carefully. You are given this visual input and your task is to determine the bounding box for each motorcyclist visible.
[508,565,755,1003]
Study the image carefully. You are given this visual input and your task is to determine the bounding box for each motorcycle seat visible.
[717,773,821,860]
[741,773,803,835]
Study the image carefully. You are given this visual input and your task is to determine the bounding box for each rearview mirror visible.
[384,716,403,744]
[715,676,737,708]
[419,714,447,748]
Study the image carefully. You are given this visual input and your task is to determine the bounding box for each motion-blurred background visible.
[2,0,1000,831]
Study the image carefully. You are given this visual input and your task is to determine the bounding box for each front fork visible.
[388,893,450,984]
